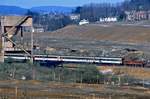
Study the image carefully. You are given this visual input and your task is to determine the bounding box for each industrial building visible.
[0,16,33,62]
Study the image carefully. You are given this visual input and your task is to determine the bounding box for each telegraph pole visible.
[31,26,35,80]
[0,16,5,63]
[31,26,34,63]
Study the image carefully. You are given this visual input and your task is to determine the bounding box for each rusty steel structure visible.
[0,16,33,62]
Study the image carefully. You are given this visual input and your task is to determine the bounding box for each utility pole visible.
[31,26,34,63]
[118,75,121,86]
[0,16,5,63]
[143,78,145,87]
[31,26,35,80]
[15,86,18,99]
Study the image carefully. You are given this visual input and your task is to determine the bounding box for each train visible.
[4,54,147,67]
[34,55,147,67]
[98,57,146,66]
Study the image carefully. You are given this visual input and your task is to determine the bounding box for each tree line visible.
[26,0,150,31]
[26,10,72,31]
[73,0,150,22]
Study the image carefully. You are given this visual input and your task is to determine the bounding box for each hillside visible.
[36,24,150,43]
[0,5,27,15]
[0,5,74,15]
[30,6,75,14]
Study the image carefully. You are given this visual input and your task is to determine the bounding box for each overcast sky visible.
[0,0,125,8]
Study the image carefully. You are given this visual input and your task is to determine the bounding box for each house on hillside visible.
[148,11,150,20]
[125,11,150,21]
[69,14,80,20]
[79,19,89,25]
[99,17,117,22]
[34,26,45,33]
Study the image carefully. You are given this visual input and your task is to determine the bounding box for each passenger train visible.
[4,54,146,67]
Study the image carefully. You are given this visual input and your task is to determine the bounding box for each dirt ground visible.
[0,80,149,99]
[98,66,150,80]
[34,24,150,43]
